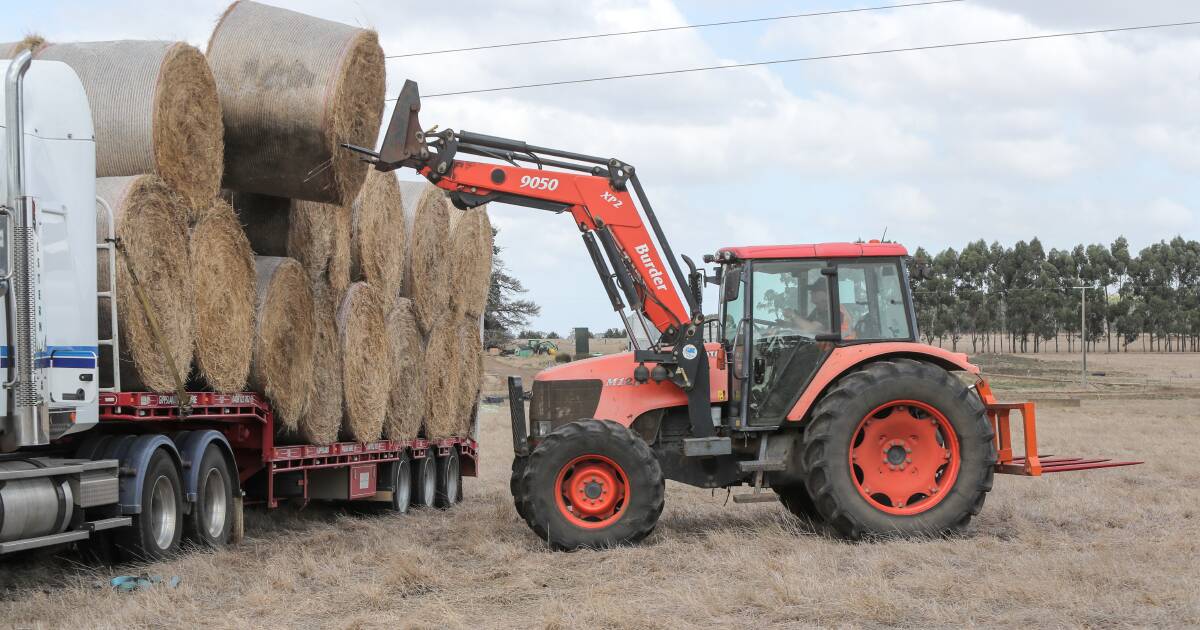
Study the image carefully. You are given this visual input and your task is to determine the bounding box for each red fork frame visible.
[976,379,1042,475]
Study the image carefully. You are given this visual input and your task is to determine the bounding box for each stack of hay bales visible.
[8,0,491,445]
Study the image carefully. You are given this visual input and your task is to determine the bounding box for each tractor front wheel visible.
[518,419,664,550]
[799,358,996,539]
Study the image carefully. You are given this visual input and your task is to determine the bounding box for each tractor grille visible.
[529,379,603,430]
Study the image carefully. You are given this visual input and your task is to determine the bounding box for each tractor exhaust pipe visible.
[2,50,49,451]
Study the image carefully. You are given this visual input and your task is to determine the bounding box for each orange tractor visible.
[352,81,1138,549]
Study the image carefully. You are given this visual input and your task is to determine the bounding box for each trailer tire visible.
[413,453,437,509]
[389,453,413,513]
[185,445,235,547]
[519,419,664,551]
[435,448,461,508]
[799,359,996,540]
[115,449,183,560]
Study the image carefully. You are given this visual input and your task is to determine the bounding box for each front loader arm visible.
[418,160,690,335]
[347,80,718,440]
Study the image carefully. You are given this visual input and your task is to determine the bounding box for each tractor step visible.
[732,492,778,504]
[737,460,786,473]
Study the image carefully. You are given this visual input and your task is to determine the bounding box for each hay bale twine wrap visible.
[250,257,315,433]
[189,199,255,391]
[383,298,425,440]
[351,169,405,311]
[293,282,342,445]
[397,182,450,335]
[35,41,222,213]
[422,323,460,439]
[455,318,484,436]
[96,175,195,392]
[447,207,493,318]
[337,282,388,442]
[206,0,385,204]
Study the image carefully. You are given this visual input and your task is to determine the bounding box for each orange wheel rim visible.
[849,400,960,516]
[554,454,629,529]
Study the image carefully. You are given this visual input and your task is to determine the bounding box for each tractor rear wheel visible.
[518,419,664,550]
[799,358,996,539]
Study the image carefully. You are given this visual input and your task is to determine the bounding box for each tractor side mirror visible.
[722,267,741,302]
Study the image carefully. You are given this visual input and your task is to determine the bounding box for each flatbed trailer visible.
[0,391,478,559]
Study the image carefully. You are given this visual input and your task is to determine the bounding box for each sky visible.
[4,1,1198,334]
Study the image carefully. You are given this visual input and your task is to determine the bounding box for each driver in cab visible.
[785,279,856,339]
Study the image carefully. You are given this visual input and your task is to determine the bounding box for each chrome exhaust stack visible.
[2,50,49,451]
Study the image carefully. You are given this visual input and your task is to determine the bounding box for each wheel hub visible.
[850,401,961,515]
[555,455,629,529]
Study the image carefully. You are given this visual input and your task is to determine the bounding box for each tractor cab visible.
[711,242,916,428]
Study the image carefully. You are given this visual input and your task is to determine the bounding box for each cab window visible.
[836,261,912,340]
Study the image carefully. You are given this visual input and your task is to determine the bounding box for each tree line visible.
[910,236,1200,353]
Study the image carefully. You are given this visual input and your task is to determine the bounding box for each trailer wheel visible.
[435,448,461,508]
[413,452,437,509]
[799,359,996,539]
[185,445,235,547]
[519,419,664,550]
[116,449,183,560]
[389,453,413,513]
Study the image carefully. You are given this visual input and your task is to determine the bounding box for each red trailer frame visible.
[98,392,478,508]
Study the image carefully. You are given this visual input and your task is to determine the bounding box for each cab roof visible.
[718,241,908,261]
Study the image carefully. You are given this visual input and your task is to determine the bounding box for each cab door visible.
[742,260,836,428]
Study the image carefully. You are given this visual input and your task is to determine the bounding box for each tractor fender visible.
[785,342,979,423]
[106,434,183,515]
[172,430,238,505]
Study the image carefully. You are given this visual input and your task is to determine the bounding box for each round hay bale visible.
[189,199,255,391]
[96,175,195,392]
[34,41,222,214]
[297,282,342,445]
[422,323,460,439]
[206,0,385,205]
[250,257,315,432]
[337,282,388,442]
[351,169,405,311]
[397,182,450,335]
[447,207,493,318]
[331,203,352,298]
[455,317,484,436]
[383,298,425,440]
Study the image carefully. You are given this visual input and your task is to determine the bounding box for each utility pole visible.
[1073,285,1088,387]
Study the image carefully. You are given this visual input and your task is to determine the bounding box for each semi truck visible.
[0,52,477,560]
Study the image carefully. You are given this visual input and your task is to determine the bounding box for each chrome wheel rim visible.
[149,475,177,550]
[395,461,411,511]
[202,467,227,538]
[446,458,460,504]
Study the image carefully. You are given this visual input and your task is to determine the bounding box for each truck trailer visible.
[0,52,477,560]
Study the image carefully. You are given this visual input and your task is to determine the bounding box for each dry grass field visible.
[0,352,1197,628]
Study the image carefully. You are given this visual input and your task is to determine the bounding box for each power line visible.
[387,20,1200,100]
[385,0,964,58]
